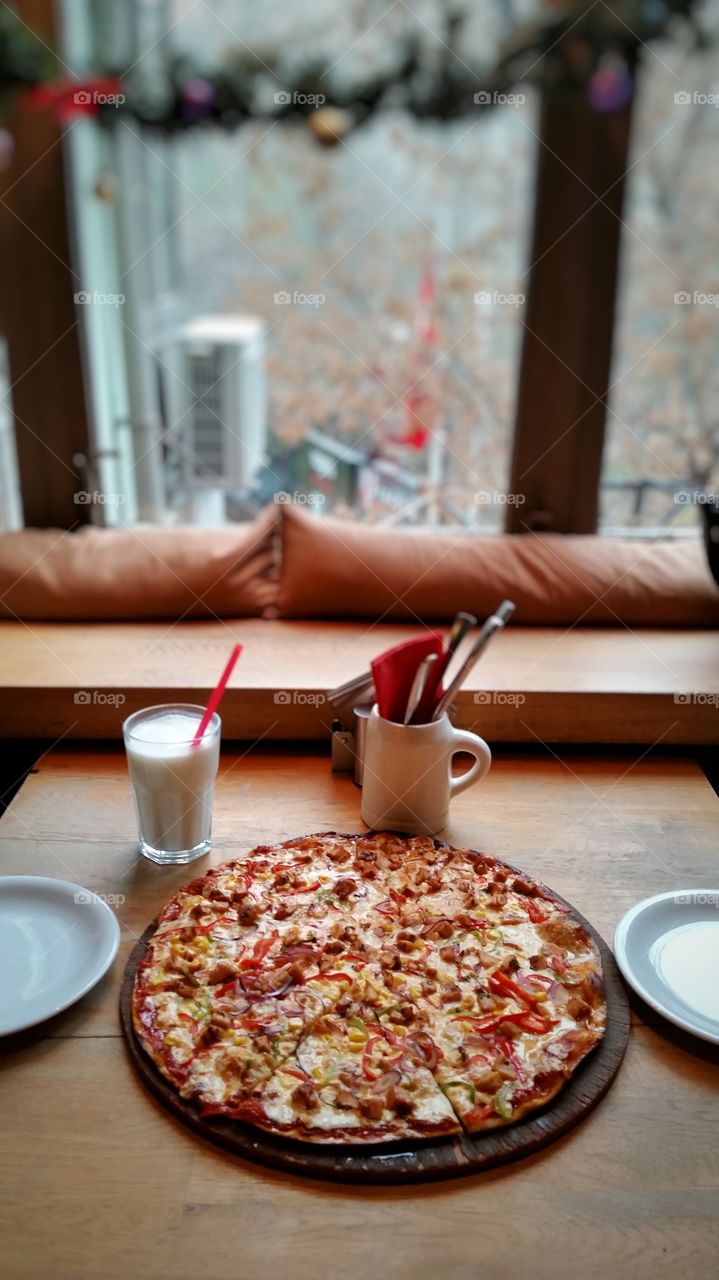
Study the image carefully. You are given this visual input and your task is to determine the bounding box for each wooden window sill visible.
[0,619,717,744]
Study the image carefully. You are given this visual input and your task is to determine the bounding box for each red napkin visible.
[371,632,444,724]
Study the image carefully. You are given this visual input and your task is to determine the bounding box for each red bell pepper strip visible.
[489,969,540,1006]
[239,1015,285,1034]
[230,873,253,893]
[197,914,237,935]
[453,1008,555,1036]
[373,1023,402,1046]
[517,1009,557,1034]
[361,1038,403,1080]
[463,1102,495,1128]
[215,979,240,999]
[279,1067,309,1082]
[284,880,322,895]
[452,1012,517,1033]
[525,899,549,924]
[239,929,278,969]
[360,1023,407,1080]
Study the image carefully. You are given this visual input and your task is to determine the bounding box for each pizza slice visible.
[414,933,605,1133]
[246,1009,460,1144]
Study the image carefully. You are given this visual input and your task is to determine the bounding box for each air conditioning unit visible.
[0,341,23,529]
[163,314,267,495]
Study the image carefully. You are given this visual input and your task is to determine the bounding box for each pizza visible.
[132,832,606,1144]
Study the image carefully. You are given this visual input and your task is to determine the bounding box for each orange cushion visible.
[276,505,719,626]
[0,508,277,620]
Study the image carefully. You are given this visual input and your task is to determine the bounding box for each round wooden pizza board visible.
[120,851,631,1185]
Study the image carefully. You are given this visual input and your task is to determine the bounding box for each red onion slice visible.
[369,1069,401,1094]
[238,972,294,1001]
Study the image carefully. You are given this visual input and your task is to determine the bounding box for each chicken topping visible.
[334,878,357,900]
[291,1082,319,1112]
[358,1095,384,1121]
[237,901,262,925]
[273,903,294,921]
[567,996,591,1021]
[205,960,236,984]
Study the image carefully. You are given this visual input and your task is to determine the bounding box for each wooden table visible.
[1,745,718,1280]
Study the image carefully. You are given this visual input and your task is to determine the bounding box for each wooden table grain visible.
[1,745,718,1280]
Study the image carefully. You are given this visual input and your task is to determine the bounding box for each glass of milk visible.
[122,704,221,864]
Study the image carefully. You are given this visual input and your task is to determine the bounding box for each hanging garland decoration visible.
[1,1,710,145]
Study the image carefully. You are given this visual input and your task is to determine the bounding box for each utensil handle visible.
[432,619,498,720]
[404,653,437,724]
[432,600,516,721]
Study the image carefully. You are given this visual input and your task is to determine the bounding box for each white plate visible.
[614,890,719,1044]
[0,876,120,1036]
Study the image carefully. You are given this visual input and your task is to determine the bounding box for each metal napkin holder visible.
[328,673,374,786]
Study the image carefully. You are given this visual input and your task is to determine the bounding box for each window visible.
[600,0,719,533]
[2,0,713,538]
[63,0,536,528]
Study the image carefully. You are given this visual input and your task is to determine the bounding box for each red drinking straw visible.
[192,643,243,746]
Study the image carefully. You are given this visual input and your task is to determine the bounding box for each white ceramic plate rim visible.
[614,889,719,1045]
[0,875,121,1036]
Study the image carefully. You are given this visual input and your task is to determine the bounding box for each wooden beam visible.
[508,87,633,534]
[2,0,89,528]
